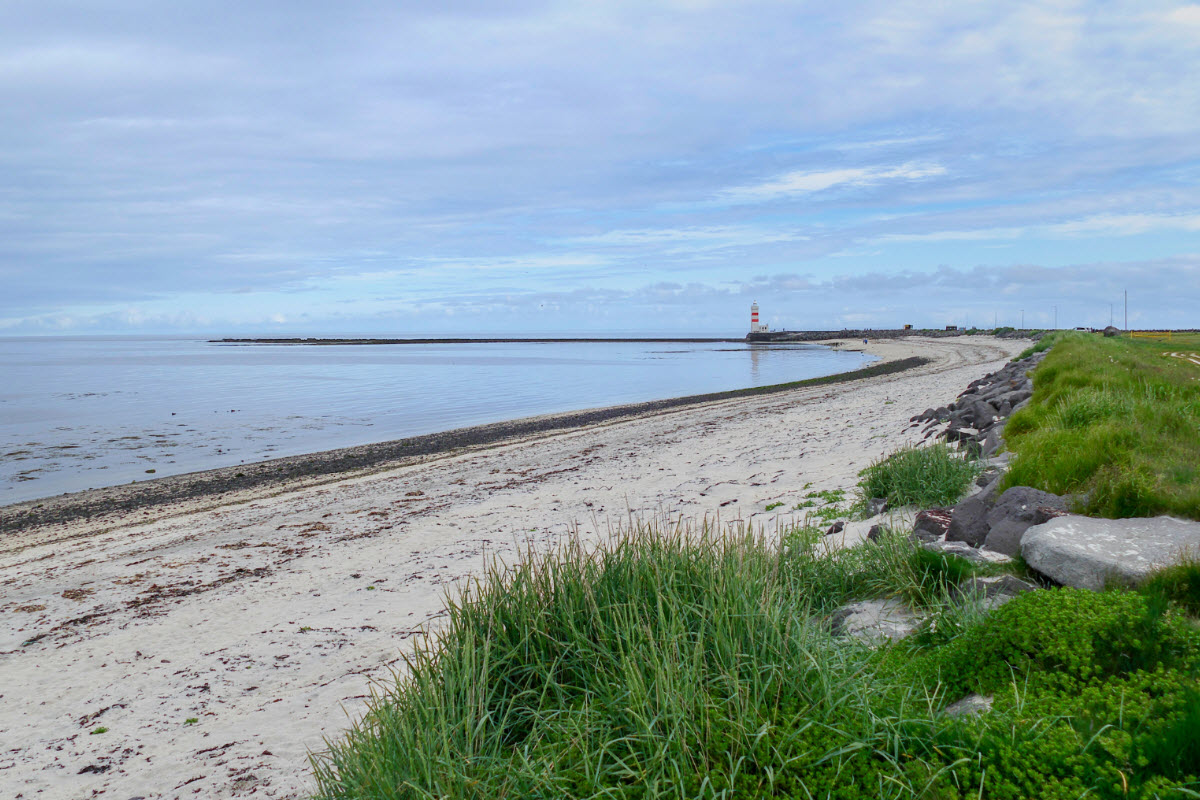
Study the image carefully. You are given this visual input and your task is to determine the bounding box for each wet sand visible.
[0,335,1026,799]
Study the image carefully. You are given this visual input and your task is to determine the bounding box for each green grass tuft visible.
[1139,554,1200,618]
[854,443,981,511]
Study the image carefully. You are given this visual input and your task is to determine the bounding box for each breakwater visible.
[748,328,1036,343]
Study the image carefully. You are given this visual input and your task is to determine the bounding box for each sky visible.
[3,1,1200,336]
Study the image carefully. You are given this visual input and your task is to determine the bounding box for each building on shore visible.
[750,302,769,334]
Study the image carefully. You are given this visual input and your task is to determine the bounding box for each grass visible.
[1139,553,1200,617]
[1002,331,1200,519]
[853,443,982,512]
[311,520,1200,799]
[312,331,1200,798]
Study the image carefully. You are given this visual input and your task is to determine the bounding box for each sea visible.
[0,336,874,504]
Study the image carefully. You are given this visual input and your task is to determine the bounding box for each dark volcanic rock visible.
[912,508,953,542]
[945,478,1002,547]
[983,487,1068,557]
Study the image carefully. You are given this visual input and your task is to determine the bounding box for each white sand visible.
[0,335,1026,799]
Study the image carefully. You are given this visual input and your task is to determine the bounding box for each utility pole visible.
[1124,290,1128,331]
[1110,303,1113,327]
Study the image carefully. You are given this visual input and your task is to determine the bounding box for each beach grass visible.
[853,443,982,513]
[310,520,1200,799]
[1002,332,1200,519]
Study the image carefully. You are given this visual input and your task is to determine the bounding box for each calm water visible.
[0,337,873,503]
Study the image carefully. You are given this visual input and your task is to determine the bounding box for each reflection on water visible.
[0,337,873,503]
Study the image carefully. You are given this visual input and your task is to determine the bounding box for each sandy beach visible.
[0,335,1026,799]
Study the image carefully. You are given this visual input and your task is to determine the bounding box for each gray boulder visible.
[865,497,890,516]
[944,694,994,718]
[829,599,919,643]
[982,424,1005,457]
[958,574,1037,599]
[982,487,1068,557]
[925,540,1013,566]
[1103,326,1121,337]
[1022,515,1200,590]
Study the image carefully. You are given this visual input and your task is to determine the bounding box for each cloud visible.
[2,2,1200,333]
[716,162,947,205]
[878,211,1200,244]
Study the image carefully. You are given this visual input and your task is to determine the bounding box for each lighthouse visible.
[750,302,767,334]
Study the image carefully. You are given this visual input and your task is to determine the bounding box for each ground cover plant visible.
[1003,332,1200,519]
[311,522,1200,799]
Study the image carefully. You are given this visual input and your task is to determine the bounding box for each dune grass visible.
[311,521,1200,799]
[1002,332,1200,519]
[854,443,982,512]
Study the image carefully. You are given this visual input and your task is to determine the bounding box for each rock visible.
[829,599,919,643]
[865,497,890,516]
[944,694,994,718]
[982,425,1004,456]
[824,520,845,536]
[943,426,977,443]
[1022,515,1200,590]
[1103,325,1121,337]
[958,574,1037,599]
[966,399,997,428]
[976,467,1001,488]
[912,508,953,542]
[982,487,1068,557]
[867,524,889,542]
[946,492,994,547]
[924,540,1014,566]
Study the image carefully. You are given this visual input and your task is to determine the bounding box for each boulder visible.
[1022,515,1200,590]
[865,497,890,516]
[958,574,1037,599]
[912,508,953,542]
[829,599,919,643]
[976,466,1002,488]
[982,487,1068,557]
[944,694,994,718]
[982,425,1005,457]
[866,523,889,542]
[924,540,1013,566]
[1103,325,1121,337]
[824,520,845,536]
[945,490,995,547]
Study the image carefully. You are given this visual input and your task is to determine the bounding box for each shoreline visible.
[0,335,1028,799]
[2,349,923,535]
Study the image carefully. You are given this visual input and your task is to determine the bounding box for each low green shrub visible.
[313,525,1200,799]
[929,588,1199,697]
[854,443,981,511]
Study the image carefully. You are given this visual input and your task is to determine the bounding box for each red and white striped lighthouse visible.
[750,302,764,334]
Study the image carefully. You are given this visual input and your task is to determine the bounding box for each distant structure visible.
[749,302,769,334]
